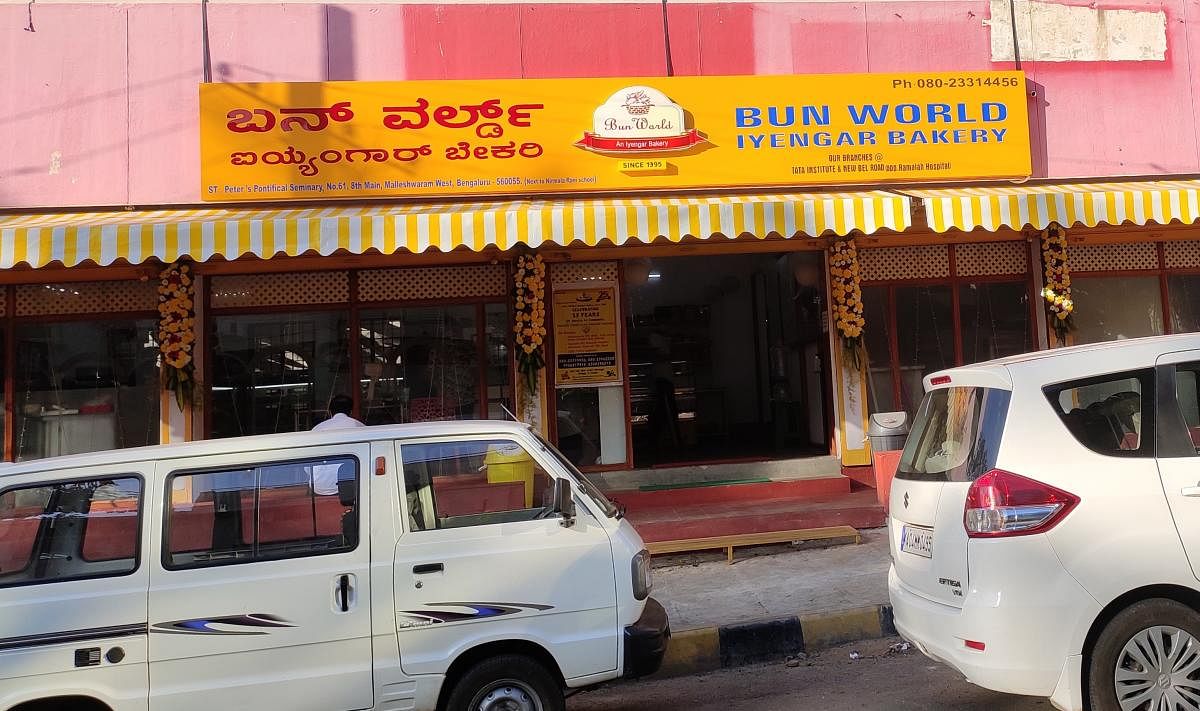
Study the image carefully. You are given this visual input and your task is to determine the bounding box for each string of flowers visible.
[1039,223,1075,344]
[158,261,196,410]
[830,238,866,369]
[513,252,547,398]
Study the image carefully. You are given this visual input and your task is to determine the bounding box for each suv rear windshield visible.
[897,386,1011,482]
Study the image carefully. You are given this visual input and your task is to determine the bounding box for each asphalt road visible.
[569,638,1054,711]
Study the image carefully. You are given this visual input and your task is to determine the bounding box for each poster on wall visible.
[199,71,1032,202]
[552,287,622,387]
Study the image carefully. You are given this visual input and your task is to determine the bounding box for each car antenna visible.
[499,403,519,422]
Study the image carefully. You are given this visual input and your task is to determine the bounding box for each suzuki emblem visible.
[903,492,910,509]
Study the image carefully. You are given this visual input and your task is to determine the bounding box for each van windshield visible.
[897,386,1011,482]
[534,432,619,518]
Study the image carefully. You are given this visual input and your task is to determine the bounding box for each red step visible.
[606,476,851,511]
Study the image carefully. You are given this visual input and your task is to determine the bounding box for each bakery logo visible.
[575,86,706,154]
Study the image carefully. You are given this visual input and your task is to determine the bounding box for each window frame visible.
[161,453,362,572]
[0,473,145,590]
[1042,368,1156,459]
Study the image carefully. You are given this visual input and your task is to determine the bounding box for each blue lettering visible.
[991,128,1008,141]
[910,130,929,144]
[931,130,949,144]
[895,104,920,124]
[736,107,762,128]
[747,134,764,148]
[768,106,794,128]
[802,105,831,126]
[953,129,967,143]
[955,103,977,123]
[836,132,856,146]
[983,102,1007,122]
[928,104,952,123]
[970,129,987,142]
[815,132,832,147]
[849,104,889,125]
[790,133,810,147]
[859,131,877,145]
[737,134,746,149]
[888,130,905,145]
[771,133,785,148]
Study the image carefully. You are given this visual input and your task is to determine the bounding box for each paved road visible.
[569,638,1054,711]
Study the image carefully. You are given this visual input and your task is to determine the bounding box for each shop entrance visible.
[625,252,831,468]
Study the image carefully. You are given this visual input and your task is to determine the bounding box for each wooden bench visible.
[646,525,862,564]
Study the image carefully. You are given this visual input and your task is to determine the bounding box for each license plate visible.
[901,525,934,559]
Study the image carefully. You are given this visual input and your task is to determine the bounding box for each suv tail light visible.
[964,470,1079,538]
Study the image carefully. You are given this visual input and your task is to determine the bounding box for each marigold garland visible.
[157,261,196,410]
[1039,223,1075,344]
[513,253,547,395]
[830,238,866,369]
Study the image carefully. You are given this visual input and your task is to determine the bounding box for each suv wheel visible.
[1089,598,1200,711]
[445,654,564,711]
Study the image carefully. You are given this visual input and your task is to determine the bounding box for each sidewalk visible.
[647,528,895,676]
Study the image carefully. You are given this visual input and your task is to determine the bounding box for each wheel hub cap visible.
[475,681,542,711]
[1115,625,1200,710]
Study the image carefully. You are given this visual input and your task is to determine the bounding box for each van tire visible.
[1088,598,1200,711]
[444,654,564,711]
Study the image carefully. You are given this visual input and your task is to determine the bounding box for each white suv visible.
[890,333,1200,711]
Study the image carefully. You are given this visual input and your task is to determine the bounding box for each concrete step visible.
[606,476,851,511]
[588,455,843,492]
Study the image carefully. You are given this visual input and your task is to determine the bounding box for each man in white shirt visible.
[312,394,364,495]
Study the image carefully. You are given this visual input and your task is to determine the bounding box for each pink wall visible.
[1,1,1195,210]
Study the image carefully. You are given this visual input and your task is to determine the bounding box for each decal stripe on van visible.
[152,614,296,635]
[0,623,147,651]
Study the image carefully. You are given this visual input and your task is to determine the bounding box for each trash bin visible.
[868,412,910,452]
[484,443,535,508]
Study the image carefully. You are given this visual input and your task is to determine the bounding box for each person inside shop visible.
[311,394,364,496]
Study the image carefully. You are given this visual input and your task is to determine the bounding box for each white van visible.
[0,420,668,711]
[889,332,1200,711]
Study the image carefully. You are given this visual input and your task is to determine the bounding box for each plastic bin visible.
[484,443,535,508]
[867,412,910,453]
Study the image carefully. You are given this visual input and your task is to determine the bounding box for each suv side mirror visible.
[552,478,576,528]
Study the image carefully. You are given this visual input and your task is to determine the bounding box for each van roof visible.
[924,333,1200,389]
[0,420,535,480]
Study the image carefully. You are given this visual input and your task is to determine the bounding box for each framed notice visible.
[552,287,622,387]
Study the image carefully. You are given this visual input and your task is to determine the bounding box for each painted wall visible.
[0,0,1194,210]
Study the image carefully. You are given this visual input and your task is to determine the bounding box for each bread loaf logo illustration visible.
[576,86,705,153]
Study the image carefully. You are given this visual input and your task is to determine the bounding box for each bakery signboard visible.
[199,72,1031,202]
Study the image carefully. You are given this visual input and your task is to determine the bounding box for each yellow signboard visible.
[552,287,621,387]
[199,72,1031,202]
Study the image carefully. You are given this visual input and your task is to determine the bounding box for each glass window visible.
[862,285,895,413]
[211,312,351,437]
[1168,275,1200,334]
[1071,276,1164,344]
[959,281,1031,365]
[1045,372,1149,456]
[360,306,481,425]
[0,477,142,587]
[897,388,1011,482]
[895,286,954,414]
[485,303,514,420]
[165,456,358,569]
[15,320,160,461]
[401,440,554,531]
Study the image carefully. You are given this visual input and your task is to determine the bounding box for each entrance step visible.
[605,476,851,512]
[588,455,843,492]
[624,490,887,545]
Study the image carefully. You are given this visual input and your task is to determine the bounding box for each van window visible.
[401,440,554,531]
[0,476,142,587]
[1045,371,1152,457]
[897,387,1011,482]
[165,456,358,569]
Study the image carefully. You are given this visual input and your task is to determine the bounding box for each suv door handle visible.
[413,563,444,575]
[1182,486,1200,497]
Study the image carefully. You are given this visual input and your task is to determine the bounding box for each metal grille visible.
[357,264,507,303]
[954,242,1027,277]
[16,280,157,317]
[1164,241,1200,270]
[550,261,619,284]
[860,245,950,282]
[210,271,350,309]
[1070,243,1160,273]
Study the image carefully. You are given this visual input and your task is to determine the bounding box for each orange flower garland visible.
[1039,223,1075,344]
[158,261,196,409]
[513,253,547,393]
[830,238,866,368]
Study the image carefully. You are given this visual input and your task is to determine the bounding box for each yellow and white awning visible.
[0,192,910,269]
[910,180,1200,233]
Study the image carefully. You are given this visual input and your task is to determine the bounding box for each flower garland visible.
[1039,223,1075,343]
[830,238,866,369]
[513,252,547,395]
[157,261,196,409]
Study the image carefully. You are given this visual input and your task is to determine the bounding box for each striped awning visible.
[0,192,910,269]
[910,180,1200,233]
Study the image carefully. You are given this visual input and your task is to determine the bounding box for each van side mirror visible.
[552,478,576,528]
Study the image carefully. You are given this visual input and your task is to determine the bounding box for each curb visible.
[654,604,897,678]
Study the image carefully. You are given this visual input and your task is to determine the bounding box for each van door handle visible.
[337,574,351,612]
[413,563,444,575]
[1182,486,1200,497]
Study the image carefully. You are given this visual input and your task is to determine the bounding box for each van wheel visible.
[445,654,564,711]
[1089,599,1200,711]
